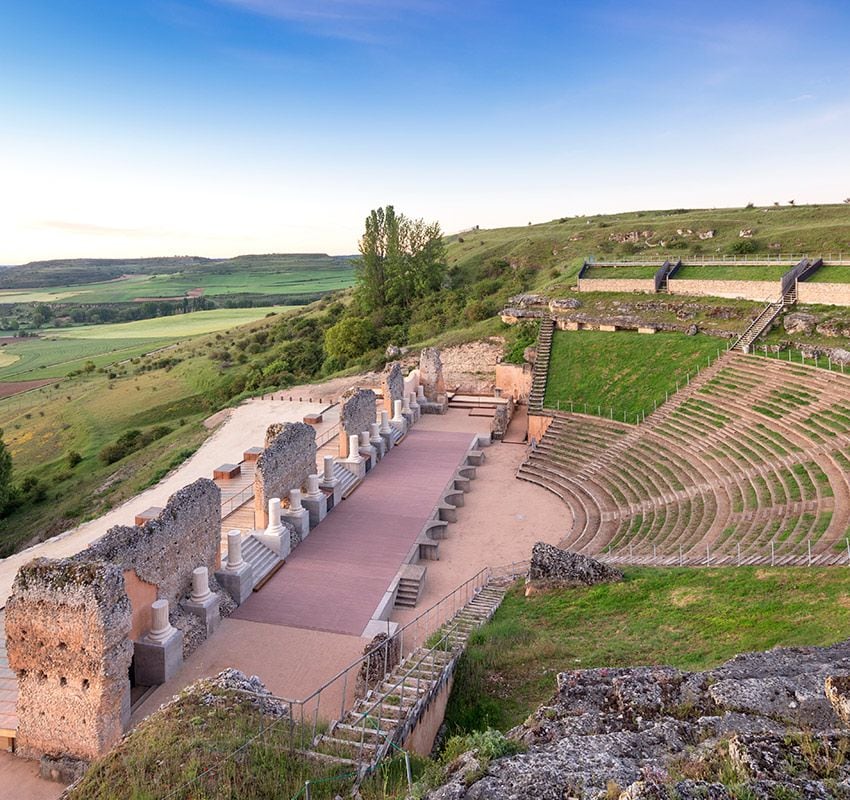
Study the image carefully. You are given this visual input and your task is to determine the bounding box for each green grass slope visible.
[446,567,850,735]
[543,329,723,417]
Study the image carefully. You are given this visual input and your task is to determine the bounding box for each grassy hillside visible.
[445,567,850,735]
[0,308,278,383]
[0,253,354,294]
[444,203,850,294]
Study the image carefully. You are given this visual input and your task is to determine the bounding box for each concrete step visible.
[241,535,283,585]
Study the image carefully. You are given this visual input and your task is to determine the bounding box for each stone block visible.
[134,506,162,526]
[133,628,183,685]
[303,412,323,425]
[215,564,254,606]
[180,593,220,638]
[302,494,328,527]
[213,463,241,480]
[243,447,263,462]
[282,506,310,541]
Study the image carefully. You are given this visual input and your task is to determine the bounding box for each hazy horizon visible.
[2,1,850,264]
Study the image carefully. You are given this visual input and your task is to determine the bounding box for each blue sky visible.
[1,0,849,262]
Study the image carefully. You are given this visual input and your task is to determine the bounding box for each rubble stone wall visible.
[254,422,317,525]
[382,362,405,414]
[5,558,133,761]
[419,347,446,401]
[338,388,376,457]
[82,478,221,610]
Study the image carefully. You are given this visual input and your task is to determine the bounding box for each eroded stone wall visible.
[254,422,317,526]
[5,558,133,761]
[382,362,404,414]
[82,478,221,609]
[419,347,446,401]
[338,388,377,457]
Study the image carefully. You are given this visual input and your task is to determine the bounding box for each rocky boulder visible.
[422,640,850,800]
[528,542,623,588]
[783,312,817,335]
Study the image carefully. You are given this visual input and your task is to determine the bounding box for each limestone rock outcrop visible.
[423,640,850,799]
[528,542,623,587]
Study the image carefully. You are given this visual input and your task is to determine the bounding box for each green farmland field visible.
[0,307,282,381]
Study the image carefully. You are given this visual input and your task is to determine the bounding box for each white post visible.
[323,455,336,483]
[266,498,284,536]
[392,399,404,422]
[348,433,360,459]
[380,410,393,434]
[359,430,370,447]
[737,542,741,566]
[226,529,244,570]
[305,474,322,500]
[148,599,174,642]
[190,566,211,603]
[771,540,775,566]
[289,489,303,511]
[807,539,812,566]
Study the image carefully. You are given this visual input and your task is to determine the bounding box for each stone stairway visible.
[333,462,362,499]
[528,319,555,412]
[305,584,507,769]
[733,289,796,353]
[241,535,283,586]
[393,565,426,609]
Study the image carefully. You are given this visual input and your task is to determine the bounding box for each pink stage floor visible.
[231,428,474,636]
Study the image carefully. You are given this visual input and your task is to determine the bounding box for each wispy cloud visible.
[211,0,445,43]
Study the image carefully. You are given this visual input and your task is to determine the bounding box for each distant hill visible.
[0,253,355,289]
[444,203,850,288]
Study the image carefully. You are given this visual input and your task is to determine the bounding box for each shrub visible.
[729,238,759,255]
[66,451,82,468]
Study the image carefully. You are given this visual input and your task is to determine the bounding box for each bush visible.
[99,425,173,464]
[728,238,759,255]
[66,451,82,468]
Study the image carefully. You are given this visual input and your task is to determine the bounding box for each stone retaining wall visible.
[5,558,133,761]
[255,422,317,526]
[668,278,780,302]
[797,282,850,307]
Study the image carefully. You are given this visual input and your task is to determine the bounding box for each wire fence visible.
[589,253,850,266]
[598,539,850,568]
[753,345,849,374]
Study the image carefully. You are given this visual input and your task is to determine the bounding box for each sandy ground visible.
[131,619,368,727]
[390,412,572,630]
[0,398,339,607]
[0,751,63,800]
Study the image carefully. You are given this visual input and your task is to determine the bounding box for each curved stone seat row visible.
[520,352,850,560]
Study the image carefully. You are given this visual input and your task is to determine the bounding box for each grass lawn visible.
[583,265,659,279]
[673,264,788,281]
[543,329,723,417]
[807,265,850,283]
[445,567,850,735]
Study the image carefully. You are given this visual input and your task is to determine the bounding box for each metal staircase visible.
[528,319,555,412]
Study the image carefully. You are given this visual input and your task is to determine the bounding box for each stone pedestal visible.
[180,566,220,637]
[302,474,328,526]
[282,489,310,541]
[401,395,415,428]
[379,411,394,452]
[340,434,367,479]
[215,531,255,605]
[254,497,291,558]
[319,455,341,508]
[369,422,386,460]
[391,399,408,434]
[358,430,377,469]
[408,393,421,422]
[134,600,183,685]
